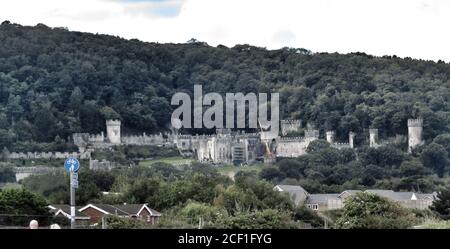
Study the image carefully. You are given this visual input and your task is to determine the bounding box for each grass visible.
[138,156,194,167]
[216,163,266,180]
[418,219,450,229]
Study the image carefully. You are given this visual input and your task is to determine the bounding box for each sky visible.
[0,0,449,62]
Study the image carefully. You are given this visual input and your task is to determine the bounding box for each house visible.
[274,185,309,205]
[78,203,162,224]
[274,184,436,211]
[304,194,343,211]
[365,190,436,209]
[338,190,362,200]
[274,185,343,211]
[48,204,91,225]
[113,204,162,224]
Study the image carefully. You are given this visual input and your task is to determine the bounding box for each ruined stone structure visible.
[280,119,302,136]
[67,118,426,166]
[106,119,121,144]
[276,129,319,158]
[7,151,91,160]
[369,129,379,148]
[323,131,355,149]
[73,120,169,149]
[186,129,262,164]
[326,131,335,144]
[408,118,424,153]
[13,167,63,182]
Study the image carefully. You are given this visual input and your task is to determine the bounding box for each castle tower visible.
[408,118,423,153]
[106,119,121,144]
[280,119,301,136]
[369,129,378,148]
[326,131,335,144]
[349,132,355,149]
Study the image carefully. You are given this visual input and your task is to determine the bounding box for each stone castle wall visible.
[7,151,91,160]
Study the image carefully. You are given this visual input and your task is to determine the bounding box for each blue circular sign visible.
[64,157,80,172]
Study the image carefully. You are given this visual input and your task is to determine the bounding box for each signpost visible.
[64,157,80,229]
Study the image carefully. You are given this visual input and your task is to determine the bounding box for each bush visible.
[104,215,151,229]
[214,209,297,229]
[335,192,417,229]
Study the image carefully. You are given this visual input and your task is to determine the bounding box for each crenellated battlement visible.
[278,136,306,142]
[369,128,379,134]
[408,118,423,127]
[281,119,301,124]
[106,119,121,126]
[7,151,91,160]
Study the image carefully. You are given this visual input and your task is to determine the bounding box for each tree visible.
[399,160,431,177]
[292,206,324,228]
[179,201,228,228]
[0,188,52,226]
[0,166,15,183]
[306,140,330,153]
[214,209,296,229]
[430,187,450,220]
[259,166,285,182]
[335,192,416,229]
[420,143,448,177]
[104,215,151,229]
[100,106,121,120]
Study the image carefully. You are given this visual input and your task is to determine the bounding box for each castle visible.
[68,118,424,165]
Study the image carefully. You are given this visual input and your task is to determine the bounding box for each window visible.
[306,204,319,211]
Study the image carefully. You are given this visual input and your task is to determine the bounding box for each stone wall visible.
[121,133,165,146]
[280,119,301,136]
[7,151,91,160]
[408,118,424,153]
[276,137,316,158]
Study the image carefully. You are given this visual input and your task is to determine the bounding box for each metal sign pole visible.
[70,170,76,229]
[65,157,80,230]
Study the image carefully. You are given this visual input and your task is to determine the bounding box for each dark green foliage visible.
[430,187,450,220]
[214,209,296,229]
[0,166,15,183]
[335,192,416,229]
[104,215,151,229]
[292,206,324,228]
[421,143,448,177]
[0,22,448,150]
[92,145,180,164]
[0,188,52,226]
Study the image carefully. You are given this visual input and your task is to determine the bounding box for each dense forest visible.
[0,21,449,150]
[0,21,450,229]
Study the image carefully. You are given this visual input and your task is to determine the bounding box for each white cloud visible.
[0,0,449,61]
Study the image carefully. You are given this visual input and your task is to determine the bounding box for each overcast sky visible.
[1,0,449,62]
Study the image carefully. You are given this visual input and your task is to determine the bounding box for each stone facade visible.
[185,130,262,164]
[280,119,301,136]
[369,128,379,148]
[106,119,121,144]
[276,128,319,158]
[408,118,424,153]
[7,151,91,160]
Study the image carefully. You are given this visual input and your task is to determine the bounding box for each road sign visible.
[71,179,79,189]
[64,157,80,172]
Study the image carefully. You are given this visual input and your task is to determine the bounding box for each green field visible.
[216,163,266,180]
[138,156,194,167]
